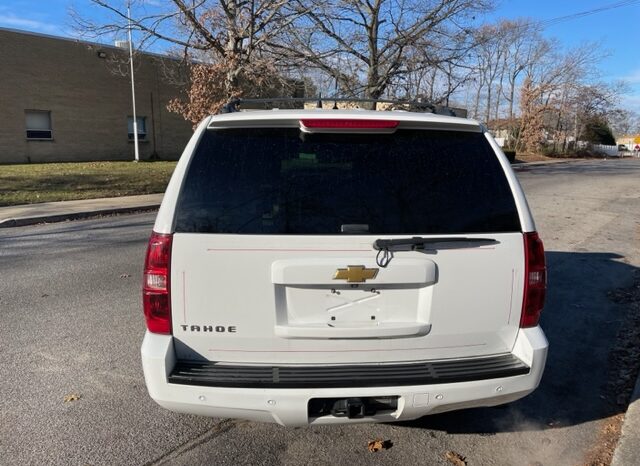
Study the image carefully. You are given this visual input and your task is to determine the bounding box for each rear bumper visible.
[141,327,548,427]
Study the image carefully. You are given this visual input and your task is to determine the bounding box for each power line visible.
[539,0,640,28]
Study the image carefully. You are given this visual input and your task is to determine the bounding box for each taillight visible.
[143,232,173,334]
[520,232,546,328]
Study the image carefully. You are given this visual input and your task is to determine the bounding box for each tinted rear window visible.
[174,128,520,234]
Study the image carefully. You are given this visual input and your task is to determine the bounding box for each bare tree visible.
[273,0,492,108]
[467,19,548,123]
[472,23,507,123]
[514,42,610,153]
[568,81,627,147]
[387,31,476,106]
[500,20,548,120]
[74,0,305,121]
[608,109,639,138]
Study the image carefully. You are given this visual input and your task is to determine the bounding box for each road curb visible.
[513,159,571,165]
[0,204,160,228]
[612,370,640,465]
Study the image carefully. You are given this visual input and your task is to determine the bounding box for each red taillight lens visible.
[300,119,399,129]
[520,232,546,328]
[143,232,172,334]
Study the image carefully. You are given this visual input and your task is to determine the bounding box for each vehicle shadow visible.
[400,250,638,434]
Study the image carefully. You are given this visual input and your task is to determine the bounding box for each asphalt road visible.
[1,158,640,465]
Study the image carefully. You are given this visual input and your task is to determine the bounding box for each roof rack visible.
[220,97,467,118]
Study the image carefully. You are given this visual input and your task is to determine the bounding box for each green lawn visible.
[0,161,177,207]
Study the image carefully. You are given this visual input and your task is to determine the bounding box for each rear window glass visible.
[174,128,521,234]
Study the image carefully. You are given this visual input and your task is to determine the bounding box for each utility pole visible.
[127,1,140,162]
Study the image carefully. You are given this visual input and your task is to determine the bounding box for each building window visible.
[127,116,147,140]
[26,110,52,140]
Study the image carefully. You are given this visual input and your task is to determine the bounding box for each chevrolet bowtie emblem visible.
[333,265,379,283]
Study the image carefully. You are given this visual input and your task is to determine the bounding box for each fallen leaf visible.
[444,450,467,466]
[367,439,392,452]
[64,393,81,402]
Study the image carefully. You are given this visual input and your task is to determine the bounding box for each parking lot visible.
[1,158,640,465]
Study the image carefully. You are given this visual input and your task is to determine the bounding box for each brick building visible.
[0,28,193,164]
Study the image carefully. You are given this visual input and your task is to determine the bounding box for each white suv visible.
[141,105,548,427]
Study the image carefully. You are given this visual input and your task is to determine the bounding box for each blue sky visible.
[1,0,638,108]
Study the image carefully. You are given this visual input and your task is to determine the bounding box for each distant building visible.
[0,28,193,164]
[616,135,640,151]
[487,118,519,148]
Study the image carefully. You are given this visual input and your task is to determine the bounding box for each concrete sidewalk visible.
[0,193,162,228]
